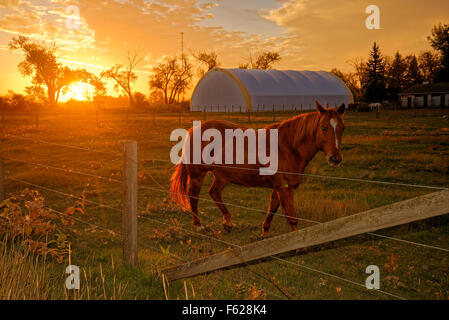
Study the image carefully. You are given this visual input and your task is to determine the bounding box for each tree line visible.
[3,35,281,110]
[3,22,448,110]
[331,23,449,103]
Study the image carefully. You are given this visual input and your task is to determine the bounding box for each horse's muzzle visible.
[328,154,342,167]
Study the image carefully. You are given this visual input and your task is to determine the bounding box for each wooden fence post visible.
[179,111,181,125]
[153,109,155,125]
[2,112,4,129]
[35,112,38,128]
[0,143,4,203]
[123,140,138,266]
[96,111,99,128]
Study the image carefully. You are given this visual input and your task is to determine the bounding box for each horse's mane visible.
[265,112,320,151]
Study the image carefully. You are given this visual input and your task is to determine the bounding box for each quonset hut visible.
[190,68,353,112]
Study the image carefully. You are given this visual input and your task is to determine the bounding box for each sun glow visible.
[61,82,94,102]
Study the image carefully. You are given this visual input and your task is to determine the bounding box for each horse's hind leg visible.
[262,189,280,238]
[208,175,234,232]
[277,187,298,232]
[188,170,206,231]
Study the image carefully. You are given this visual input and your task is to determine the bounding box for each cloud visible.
[263,0,449,71]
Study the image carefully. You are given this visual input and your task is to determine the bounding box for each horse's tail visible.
[170,161,190,211]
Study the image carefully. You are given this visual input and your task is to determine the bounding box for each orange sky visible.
[1,0,448,99]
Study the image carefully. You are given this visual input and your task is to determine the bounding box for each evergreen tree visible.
[386,51,407,98]
[362,42,387,102]
[404,55,423,88]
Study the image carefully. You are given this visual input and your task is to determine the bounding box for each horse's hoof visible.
[261,230,270,239]
[295,248,308,254]
[195,225,205,232]
[222,222,236,232]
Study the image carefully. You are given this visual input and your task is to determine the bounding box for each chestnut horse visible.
[170,101,346,237]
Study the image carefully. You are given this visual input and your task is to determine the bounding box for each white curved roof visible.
[191,68,352,112]
[227,69,349,96]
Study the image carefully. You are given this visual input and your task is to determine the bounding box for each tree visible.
[386,51,407,98]
[347,57,366,94]
[330,68,362,101]
[134,92,149,108]
[404,54,423,88]
[149,55,193,105]
[194,51,220,77]
[362,42,387,102]
[0,91,40,111]
[8,36,82,107]
[418,51,441,83]
[428,23,449,82]
[254,51,281,69]
[101,50,143,107]
[240,51,281,70]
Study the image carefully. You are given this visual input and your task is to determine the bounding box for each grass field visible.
[1,108,449,300]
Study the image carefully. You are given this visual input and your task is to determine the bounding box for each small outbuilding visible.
[399,82,449,108]
[190,68,353,112]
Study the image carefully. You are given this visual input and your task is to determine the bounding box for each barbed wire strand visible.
[3,157,122,184]
[3,134,447,191]
[138,183,449,253]
[270,257,406,300]
[7,177,406,299]
[142,158,448,191]
[5,163,449,254]
[12,193,186,266]
[137,214,407,300]
[8,184,286,299]
[3,134,122,159]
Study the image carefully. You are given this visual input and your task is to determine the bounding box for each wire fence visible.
[1,107,448,130]
[1,124,448,299]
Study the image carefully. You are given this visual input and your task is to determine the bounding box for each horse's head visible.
[315,101,346,167]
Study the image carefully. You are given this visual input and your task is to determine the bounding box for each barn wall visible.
[251,95,350,111]
[431,95,441,107]
[191,70,247,111]
[190,68,352,112]
[415,96,424,107]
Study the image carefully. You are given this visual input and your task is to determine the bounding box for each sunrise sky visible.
[1,0,448,98]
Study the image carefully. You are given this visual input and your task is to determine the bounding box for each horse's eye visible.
[321,126,327,132]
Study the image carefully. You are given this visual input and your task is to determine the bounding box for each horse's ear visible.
[315,101,326,115]
[337,103,346,115]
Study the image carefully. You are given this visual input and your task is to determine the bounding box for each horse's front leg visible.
[277,186,298,232]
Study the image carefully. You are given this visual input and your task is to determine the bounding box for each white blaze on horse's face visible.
[325,114,344,167]
[330,118,339,149]
[315,102,345,168]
